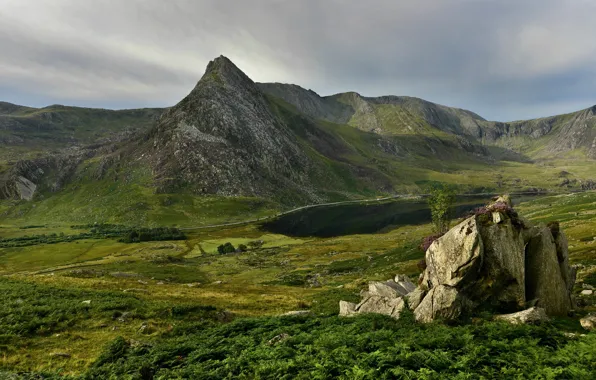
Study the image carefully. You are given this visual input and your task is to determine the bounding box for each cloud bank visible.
[1,0,595,120]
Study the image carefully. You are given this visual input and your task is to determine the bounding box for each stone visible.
[414,285,465,323]
[339,301,357,317]
[368,281,401,298]
[50,352,72,359]
[423,217,483,288]
[580,289,593,296]
[357,295,406,319]
[477,219,526,309]
[525,227,572,315]
[123,288,149,294]
[406,287,426,310]
[492,212,504,224]
[394,274,416,293]
[495,307,548,325]
[267,333,290,346]
[282,310,311,317]
[81,300,91,305]
[15,176,36,200]
[580,314,596,331]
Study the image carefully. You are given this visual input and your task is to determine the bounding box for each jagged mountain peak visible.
[196,55,256,91]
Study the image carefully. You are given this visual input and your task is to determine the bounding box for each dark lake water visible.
[261,195,540,237]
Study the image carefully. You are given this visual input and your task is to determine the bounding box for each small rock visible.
[50,352,71,359]
[339,301,357,317]
[137,280,148,285]
[123,288,149,294]
[157,281,165,285]
[212,281,224,285]
[582,284,594,290]
[81,300,91,305]
[495,307,549,325]
[580,289,593,296]
[580,313,596,331]
[282,310,311,317]
[267,333,290,346]
[216,310,234,322]
[492,212,504,224]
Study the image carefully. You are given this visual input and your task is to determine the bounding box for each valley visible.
[1,55,596,378]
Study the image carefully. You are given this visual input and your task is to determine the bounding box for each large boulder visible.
[412,195,575,323]
[422,217,483,289]
[525,227,572,315]
[476,219,526,309]
[357,296,406,319]
[414,285,467,323]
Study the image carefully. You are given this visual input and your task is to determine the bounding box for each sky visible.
[1,0,595,121]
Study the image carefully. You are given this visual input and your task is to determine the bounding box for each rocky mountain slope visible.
[257,82,596,159]
[0,103,162,156]
[1,55,596,219]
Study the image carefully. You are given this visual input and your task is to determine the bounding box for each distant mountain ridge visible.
[1,55,596,214]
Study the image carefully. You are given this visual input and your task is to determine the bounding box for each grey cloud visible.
[0,0,595,120]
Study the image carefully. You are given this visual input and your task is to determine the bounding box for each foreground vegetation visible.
[0,193,595,378]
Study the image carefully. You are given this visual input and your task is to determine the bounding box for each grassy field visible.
[0,194,595,378]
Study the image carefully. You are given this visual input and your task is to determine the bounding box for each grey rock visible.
[477,218,526,308]
[267,333,291,346]
[368,281,401,298]
[580,314,596,331]
[406,287,427,310]
[525,227,572,315]
[282,310,312,317]
[495,307,548,325]
[414,285,466,323]
[339,301,357,317]
[580,289,593,296]
[50,352,72,359]
[424,217,483,288]
[357,295,406,319]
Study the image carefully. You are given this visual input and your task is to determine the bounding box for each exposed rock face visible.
[495,307,548,325]
[525,227,572,315]
[422,217,483,288]
[413,285,467,323]
[412,196,575,323]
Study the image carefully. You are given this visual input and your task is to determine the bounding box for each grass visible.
[1,194,595,376]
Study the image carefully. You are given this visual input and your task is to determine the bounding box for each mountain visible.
[257,82,596,159]
[138,56,498,204]
[1,55,596,225]
[0,103,163,160]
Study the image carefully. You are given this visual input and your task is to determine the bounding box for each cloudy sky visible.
[1,0,595,121]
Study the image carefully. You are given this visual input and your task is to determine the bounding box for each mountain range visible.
[1,55,595,224]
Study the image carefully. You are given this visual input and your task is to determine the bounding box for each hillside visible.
[257,82,596,160]
[0,103,163,163]
[1,56,596,225]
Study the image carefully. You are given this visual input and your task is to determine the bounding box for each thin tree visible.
[427,184,457,234]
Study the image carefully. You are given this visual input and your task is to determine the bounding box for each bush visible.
[217,242,236,254]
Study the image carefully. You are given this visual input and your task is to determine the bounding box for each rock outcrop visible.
[339,276,416,319]
[340,196,576,324]
[413,196,575,322]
